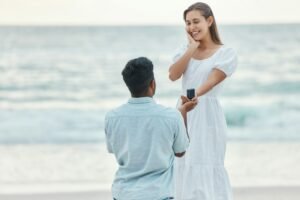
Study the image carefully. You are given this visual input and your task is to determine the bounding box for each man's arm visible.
[104,115,114,153]
[174,96,197,157]
[178,96,197,127]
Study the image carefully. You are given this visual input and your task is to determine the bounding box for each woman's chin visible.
[193,36,202,41]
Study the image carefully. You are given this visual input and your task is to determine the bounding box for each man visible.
[105,57,197,200]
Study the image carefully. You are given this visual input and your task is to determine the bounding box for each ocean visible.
[0,25,299,190]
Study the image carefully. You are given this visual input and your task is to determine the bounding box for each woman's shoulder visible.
[219,45,235,52]
[216,45,237,58]
[213,45,238,77]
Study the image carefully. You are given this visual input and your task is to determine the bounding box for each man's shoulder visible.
[105,103,128,119]
[105,101,181,120]
[154,104,182,119]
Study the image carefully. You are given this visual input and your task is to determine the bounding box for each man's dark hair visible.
[122,57,154,97]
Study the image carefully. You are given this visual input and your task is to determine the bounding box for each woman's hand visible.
[168,30,199,82]
[186,29,200,51]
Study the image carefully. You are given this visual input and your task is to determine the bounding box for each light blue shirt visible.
[105,97,189,200]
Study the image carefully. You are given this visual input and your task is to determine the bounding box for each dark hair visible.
[122,57,154,97]
[183,2,222,45]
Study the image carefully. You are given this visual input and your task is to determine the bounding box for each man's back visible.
[105,97,189,200]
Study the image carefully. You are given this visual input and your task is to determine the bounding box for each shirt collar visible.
[128,97,154,104]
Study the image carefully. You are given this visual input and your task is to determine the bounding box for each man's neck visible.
[131,95,153,98]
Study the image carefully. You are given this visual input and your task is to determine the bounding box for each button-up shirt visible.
[105,97,189,200]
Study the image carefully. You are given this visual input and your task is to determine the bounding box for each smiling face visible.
[185,10,213,41]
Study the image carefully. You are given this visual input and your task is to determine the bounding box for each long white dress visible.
[173,45,238,200]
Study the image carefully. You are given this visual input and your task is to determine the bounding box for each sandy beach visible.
[0,142,299,199]
[0,186,299,200]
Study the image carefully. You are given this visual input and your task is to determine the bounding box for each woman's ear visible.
[207,16,214,27]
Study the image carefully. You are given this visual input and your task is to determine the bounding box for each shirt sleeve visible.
[214,47,238,77]
[172,110,189,154]
[104,114,113,153]
[172,44,188,63]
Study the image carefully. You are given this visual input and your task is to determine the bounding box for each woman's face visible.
[185,10,212,41]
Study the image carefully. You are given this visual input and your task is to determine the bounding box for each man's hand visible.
[180,95,198,112]
[178,95,198,135]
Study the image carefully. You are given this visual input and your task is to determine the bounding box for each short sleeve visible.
[104,114,113,153]
[172,44,188,63]
[172,110,189,154]
[214,47,238,77]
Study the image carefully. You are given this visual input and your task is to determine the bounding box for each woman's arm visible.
[169,33,200,81]
[169,47,195,81]
[196,68,226,97]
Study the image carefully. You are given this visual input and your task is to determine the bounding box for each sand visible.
[1,187,300,200]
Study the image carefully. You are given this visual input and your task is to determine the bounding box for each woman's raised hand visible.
[186,29,200,50]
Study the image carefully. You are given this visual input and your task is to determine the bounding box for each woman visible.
[169,2,237,200]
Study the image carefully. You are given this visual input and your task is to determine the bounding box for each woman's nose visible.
[191,24,197,30]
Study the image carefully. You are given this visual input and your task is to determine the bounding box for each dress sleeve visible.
[172,44,188,63]
[214,47,238,77]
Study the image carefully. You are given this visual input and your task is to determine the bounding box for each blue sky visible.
[0,0,299,25]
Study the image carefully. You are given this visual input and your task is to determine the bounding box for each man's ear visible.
[150,79,154,89]
[149,79,156,94]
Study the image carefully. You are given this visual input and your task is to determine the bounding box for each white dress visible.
[173,45,238,200]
